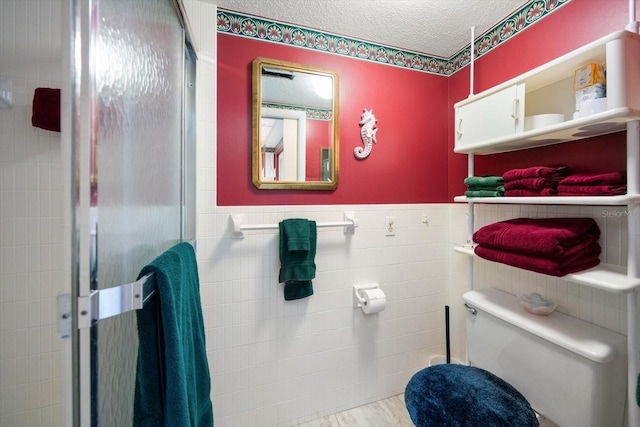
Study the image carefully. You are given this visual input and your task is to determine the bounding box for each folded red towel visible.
[557,184,627,196]
[32,88,61,132]
[559,171,626,186]
[474,244,601,277]
[504,188,557,197]
[502,165,570,182]
[503,178,559,191]
[472,217,600,258]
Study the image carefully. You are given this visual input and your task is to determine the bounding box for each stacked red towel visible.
[502,166,569,196]
[472,218,601,277]
[557,171,626,196]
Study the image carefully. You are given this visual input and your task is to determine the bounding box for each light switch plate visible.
[385,216,396,236]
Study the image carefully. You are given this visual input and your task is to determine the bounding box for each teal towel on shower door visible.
[133,242,213,427]
[278,219,316,300]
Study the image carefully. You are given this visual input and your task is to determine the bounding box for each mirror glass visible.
[252,57,339,190]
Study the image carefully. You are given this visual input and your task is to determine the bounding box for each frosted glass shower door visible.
[68,0,193,425]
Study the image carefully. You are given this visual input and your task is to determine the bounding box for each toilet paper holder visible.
[353,283,382,308]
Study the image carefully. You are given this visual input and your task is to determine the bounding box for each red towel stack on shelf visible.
[557,171,627,196]
[473,217,601,277]
[502,166,570,196]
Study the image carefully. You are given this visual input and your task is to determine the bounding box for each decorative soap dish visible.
[519,293,558,316]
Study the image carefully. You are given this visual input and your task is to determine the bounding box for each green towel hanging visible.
[278,219,316,300]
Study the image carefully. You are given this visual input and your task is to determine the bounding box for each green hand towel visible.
[134,242,213,427]
[464,176,504,188]
[278,219,316,300]
[284,218,311,251]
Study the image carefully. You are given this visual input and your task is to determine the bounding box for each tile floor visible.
[295,393,557,427]
[296,394,413,427]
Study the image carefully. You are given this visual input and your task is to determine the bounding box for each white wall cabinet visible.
[454,30,640,155]
[455,84,525,148]
[453,30,640,427]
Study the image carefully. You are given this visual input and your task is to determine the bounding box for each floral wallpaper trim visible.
[217,0,570,76]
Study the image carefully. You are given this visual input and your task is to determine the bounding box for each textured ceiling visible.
[213,0,531,58]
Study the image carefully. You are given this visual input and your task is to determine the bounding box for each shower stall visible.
[0,0,196,425]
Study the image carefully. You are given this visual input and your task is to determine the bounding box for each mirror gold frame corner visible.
[252,57,339,190]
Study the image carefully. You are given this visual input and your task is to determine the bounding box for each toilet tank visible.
[464,287,627,427]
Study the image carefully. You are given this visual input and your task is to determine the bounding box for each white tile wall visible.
[0,1,66,426]
[196,204,452,426]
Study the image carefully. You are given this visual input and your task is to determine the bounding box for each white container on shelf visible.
[524,113,565,130]
[576,97,608,118]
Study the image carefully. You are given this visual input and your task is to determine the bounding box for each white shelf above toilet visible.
[454,245,640,293]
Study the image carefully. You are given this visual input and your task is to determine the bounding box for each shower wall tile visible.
[0,0,65,425]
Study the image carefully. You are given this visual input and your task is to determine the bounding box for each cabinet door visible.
[455,84,525,149]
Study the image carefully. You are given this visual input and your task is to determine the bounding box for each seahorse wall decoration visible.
[354,108,378,159]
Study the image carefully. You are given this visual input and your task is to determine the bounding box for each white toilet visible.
[464,287,628,427]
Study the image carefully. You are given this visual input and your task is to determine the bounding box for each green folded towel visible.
[464,176,504,188]
[278,219,316,300]
[465,189,505,198]
[134,242,213,427]
[466,185,505,191]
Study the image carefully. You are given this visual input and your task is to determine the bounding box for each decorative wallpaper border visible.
[262,102,332,121]
[217,0,570,76]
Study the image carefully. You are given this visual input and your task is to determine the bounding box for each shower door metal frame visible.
[67,0,196,425]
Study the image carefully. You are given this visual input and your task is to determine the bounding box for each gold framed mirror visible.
[252,57,339,190]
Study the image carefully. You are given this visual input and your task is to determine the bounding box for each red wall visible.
[217,35,449,205]
[447,0,634,199]
[218,0,635,205]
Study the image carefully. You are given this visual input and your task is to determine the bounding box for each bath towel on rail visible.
[279,219,317,300]
[32,87,61,132]
[133,242,213,427]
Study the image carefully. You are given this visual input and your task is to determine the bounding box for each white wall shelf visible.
[453,194,640,205]
[453,29,640,427]
[454,245,640,294]
[454,30,640,155]
[456,108,639,154]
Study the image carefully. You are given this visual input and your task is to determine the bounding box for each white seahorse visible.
[354,108,378,159]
